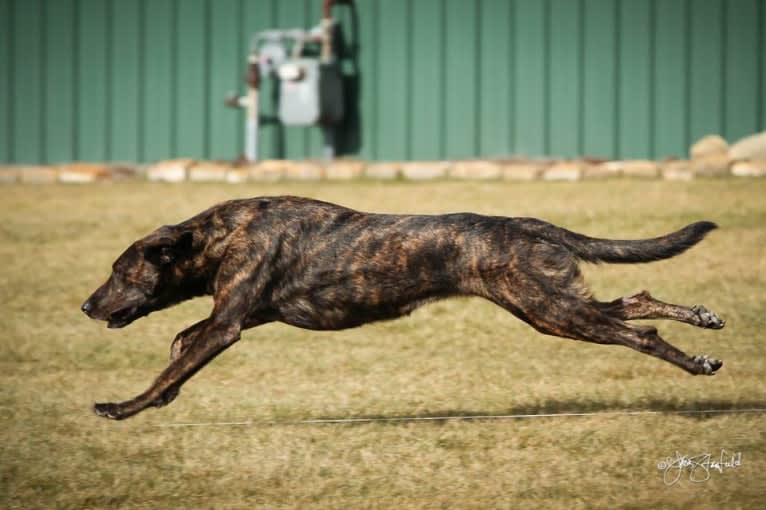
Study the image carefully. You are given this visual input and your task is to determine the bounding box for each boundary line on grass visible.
[152,407,766,428]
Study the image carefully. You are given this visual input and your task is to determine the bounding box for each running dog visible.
[82,196,725,420]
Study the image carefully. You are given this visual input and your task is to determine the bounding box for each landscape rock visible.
[583,161,621,179]
[0,166,20,183]
[249,160,285,181]
[449,160,502,180]
[19,165,58,184]
[58,162,112,183]
[365,162,400,180]
[731,160,766,177]
[147,159,193,182]
[326,160,366,180]
[690,134,728,159]
[188,161,231,182]
[729,131,766,161]
[691,154,731,177]
[621,160,659,178]
[225,166,250,183]
[401,161,449,180]
[543,161,582,181]
[661,160,694,181]
[284,161,323,180]
[502,163,544,181]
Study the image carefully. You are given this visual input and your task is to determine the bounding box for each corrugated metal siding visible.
[1,0,765,163]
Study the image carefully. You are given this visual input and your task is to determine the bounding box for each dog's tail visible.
[518,219,718,264]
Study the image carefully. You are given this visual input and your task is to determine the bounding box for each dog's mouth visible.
[107,306,145,329]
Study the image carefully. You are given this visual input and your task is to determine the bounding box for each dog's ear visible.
[142,229,195,265]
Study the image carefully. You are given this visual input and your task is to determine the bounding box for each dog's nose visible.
[81,300,93,316]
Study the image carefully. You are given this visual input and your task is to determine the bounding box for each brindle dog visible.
[82,196,725,420]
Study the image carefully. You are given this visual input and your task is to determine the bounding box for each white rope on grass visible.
[152,407,766,428]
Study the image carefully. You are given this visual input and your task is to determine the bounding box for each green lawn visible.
[2,179,765,508]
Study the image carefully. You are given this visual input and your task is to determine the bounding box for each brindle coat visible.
[82,196,725,420]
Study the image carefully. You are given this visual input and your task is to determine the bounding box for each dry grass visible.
[1,179,765,509]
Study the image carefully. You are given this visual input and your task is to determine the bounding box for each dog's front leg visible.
[147,319,212,409]
[93,319,241,420]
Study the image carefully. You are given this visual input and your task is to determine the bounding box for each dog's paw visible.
[93,402,127,420]
[692,355,723,375]
[691,305,726,329]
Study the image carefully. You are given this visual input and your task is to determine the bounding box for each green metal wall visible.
[1,0,765,163]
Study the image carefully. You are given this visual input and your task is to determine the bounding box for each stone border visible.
[1,157,765,184]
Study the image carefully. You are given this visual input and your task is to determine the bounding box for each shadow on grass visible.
[303,399,766,425]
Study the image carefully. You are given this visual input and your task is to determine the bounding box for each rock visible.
[401,161,450,180]
[284,161,323,180]
[225,166,250,183]
[249,160,285,181]
[365,162,401,180]
[19,165,58,184]
[583,161,621,179]
[731,160,766,177]
[661,160,694,181]
[58,162,112,183]
[0,166,20,183]
[691,154,731,177]
[621,160,659,178]
[729,131,766,161]
[109,163,141,181]
[188,161,231,182]
[690,135,728,159]
[543,161,582,181]
[325,160,366,180]
[502,163,544,181]
[147,159,193,182]
[449,160,502,180]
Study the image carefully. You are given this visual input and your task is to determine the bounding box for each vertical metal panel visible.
[689,0,724,143]
[307,0,325,157]
[724,0,760,141]
[143,0,174,162]
[444,0,478,159]
[548,0,582,158]
[410,0,444,160]
[0,0,10,162]
[653,0,688,158]
[175,0,207,159]
[478,0,512,158]
[109,0,140,161]
[618,0,652,159]
[76,0,108,161]
[762,0,766,130]
[513,0,547,156]
[375,0,409,160]
[583,0,617,158]
[45,0,76,163]
[3,0,766,164]
[208,0,241,160]
[13,0,43,163]
[357,0,378,160]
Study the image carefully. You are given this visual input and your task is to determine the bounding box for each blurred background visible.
[1,0,764,165]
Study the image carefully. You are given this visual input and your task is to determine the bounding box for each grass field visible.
[2,178,765,508]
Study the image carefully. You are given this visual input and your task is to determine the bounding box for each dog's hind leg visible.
[490,285,722,375]
[596,291,725,329]
[545,303,722,375]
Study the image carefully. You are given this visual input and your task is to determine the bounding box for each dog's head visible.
[81,227,196,328]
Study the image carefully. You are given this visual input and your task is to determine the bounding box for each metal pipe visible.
[245,52,260,162]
